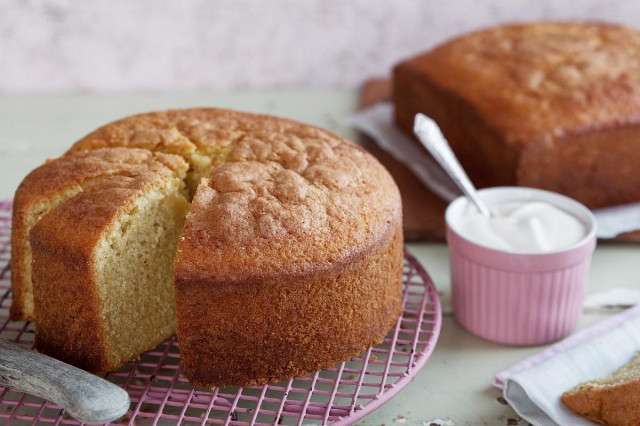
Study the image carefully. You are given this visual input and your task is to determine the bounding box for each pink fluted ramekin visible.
[445,187,597,346]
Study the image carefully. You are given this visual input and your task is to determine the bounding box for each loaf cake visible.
[562,351,640,425]
[394,22,640,209]
[11,108,404,386]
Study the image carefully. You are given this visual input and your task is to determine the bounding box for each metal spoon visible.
[413,113,491,217]
[0,339,130,424]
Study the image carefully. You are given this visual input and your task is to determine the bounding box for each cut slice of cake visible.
[27,148,189,373]
[562,351,640,426]
[10,148,187,321]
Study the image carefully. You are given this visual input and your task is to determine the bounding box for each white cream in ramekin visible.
[445,187,597,345]
[456,199,588,253]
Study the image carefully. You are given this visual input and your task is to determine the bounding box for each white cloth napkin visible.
[492,304,640,426]
[346,103,640,238]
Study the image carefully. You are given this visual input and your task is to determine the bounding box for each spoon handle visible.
[413,113,491,217]
[0,339,130,424]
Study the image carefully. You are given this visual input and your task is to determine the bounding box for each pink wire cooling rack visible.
[0,200,442,425]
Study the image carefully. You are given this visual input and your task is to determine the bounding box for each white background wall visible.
[2,0,640,94]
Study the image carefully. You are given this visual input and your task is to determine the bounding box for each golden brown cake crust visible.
[175,117,401,284]
[561,380,640,426]
[174,117,403,385]
[177,223,404,387]
[28,148,187,372]
[19,108,404,386]
[10,148,186,321]
[74,108,403,386]
[70,108,402,285]
[398,22,640,144]
[67,112,197,157]
[68,108,341,160]
[394,22,640,208]
[561,351,640,426]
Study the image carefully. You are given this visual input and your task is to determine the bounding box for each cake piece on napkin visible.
[493,303,640,425]
[562,351,640,426]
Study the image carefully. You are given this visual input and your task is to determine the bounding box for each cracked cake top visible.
[68,108,402,284]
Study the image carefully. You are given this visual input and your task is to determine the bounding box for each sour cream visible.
[457,200,588,253]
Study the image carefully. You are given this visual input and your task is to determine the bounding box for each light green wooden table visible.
[0,91,637,425]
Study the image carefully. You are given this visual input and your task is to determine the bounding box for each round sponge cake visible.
[12,108,404,387]
[171,111,404,386]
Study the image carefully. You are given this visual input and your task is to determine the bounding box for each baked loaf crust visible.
[394,22,640,209]
[562,351,640,425]
[14,108,404,386]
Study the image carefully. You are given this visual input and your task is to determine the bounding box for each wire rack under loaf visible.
[0,200,442,425]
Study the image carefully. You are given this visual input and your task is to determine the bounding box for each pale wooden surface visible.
[0,91,637,425]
